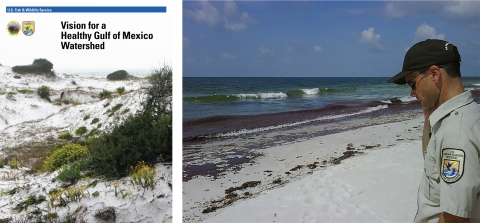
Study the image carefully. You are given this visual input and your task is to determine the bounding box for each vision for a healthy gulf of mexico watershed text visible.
[60,21,153,50]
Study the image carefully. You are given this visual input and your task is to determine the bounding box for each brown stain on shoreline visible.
[202,180,261,214]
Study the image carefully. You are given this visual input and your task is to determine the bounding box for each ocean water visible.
[55,68,153,78]
[183,77,480,140]
[184,77,479,119]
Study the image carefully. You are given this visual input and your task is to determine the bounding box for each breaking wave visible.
[185,87,358,103]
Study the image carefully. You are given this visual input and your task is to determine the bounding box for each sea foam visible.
[301,88,319,95]
[237,92,288,99]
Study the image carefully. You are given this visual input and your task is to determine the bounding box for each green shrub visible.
[103,102,110,107]
[89,128,98,136]
[6,92,15,100]
[0,159,3,168]
[75,126,88,135]
[0,218,12,223]
[37,85,51,99]
[106,103,123,117]
[106,70,129,80]
[90,112,172,178]
[32,58,54,72]
[92,191,100,197]
[91,118,99,124]
[12,65,34,74]
[43,212,58,222]
[112,103,122,112]
[121,108,130,115]
[43,144,89,171]
[9,159,18,169]
[7,187,18,195]
[99,90,112,99]
[83,114,90,121]
[116,87,126,95]
[12,58,54,75]
[58,131,73,140]
[57,165,81,184]
[17,89,31,94]
[13,194,46,213]
[85,136,97,146]
[56,159,91,184]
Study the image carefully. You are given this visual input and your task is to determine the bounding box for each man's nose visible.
[410,89,416,98]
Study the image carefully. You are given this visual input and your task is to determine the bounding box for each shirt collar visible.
[429,91,473,127]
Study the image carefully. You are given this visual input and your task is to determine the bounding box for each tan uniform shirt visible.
[415,91,480,222]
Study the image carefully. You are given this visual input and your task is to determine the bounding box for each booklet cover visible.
[1,1,175,222]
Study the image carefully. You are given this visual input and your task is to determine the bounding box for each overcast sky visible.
[183,1,480,77]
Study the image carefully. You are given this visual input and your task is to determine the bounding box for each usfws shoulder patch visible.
[441,149,465,183]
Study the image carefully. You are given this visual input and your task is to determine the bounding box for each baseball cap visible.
[388,39,461,85]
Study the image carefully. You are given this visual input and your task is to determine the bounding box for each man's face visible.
[404,70,439,110]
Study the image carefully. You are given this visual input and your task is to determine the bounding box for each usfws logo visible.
[7,21,21,36]
[441,149,465,183]
[22,21,35,36]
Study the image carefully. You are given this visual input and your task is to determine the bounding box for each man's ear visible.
[430,65,442,84]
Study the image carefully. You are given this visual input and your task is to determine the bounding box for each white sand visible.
[0,66,147,148]
[183,117,425,222]
[0,67,172,222]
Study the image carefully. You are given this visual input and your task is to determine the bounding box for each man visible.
[388,39,480,223]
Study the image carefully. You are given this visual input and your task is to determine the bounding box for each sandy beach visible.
[183,110,427,222]
[0,66,172,222]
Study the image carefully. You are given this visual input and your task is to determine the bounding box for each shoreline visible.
[183,99,419,141]
[183,107,423,182]
[182,113,426,222]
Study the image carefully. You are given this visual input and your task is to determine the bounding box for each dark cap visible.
[388,39,461,85]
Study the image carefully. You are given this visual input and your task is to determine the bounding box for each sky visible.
[183,1,480,77]
[1,0,174,74]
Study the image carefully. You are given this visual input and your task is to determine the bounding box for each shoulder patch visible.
[441,149,465,183]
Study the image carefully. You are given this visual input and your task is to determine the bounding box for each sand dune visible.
[0,67,172,222]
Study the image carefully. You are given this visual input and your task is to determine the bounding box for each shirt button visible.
[455,111,459,115]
